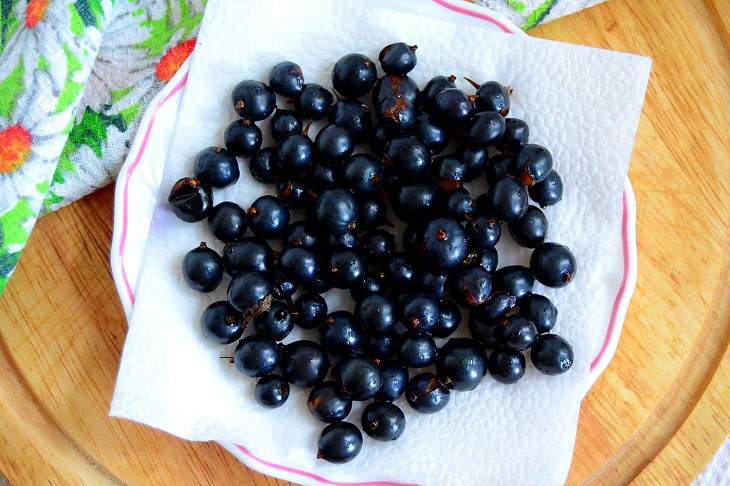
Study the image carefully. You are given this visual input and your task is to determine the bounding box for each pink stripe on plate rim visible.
[116,2,632,483]
[119,71,190,306]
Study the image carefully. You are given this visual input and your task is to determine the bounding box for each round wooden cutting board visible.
[0,0,728,484]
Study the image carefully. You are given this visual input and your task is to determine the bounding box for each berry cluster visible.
[169,42,577,464]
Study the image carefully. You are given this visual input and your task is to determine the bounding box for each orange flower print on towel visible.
[0,125,32,173]
[155,38,196,82]
[25,0,49,27]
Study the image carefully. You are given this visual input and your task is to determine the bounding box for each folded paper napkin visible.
[110,0,650,484]
[0,0,605,295]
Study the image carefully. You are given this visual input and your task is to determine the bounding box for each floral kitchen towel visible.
[0,0,604,295]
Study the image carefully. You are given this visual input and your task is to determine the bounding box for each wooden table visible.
[1,0,728,484]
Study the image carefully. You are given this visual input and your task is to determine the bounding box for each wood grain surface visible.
[1,0,729,484]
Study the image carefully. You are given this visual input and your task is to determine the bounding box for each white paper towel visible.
[110,1,651,484]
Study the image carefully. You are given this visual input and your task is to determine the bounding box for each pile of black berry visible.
[169,43,577,464]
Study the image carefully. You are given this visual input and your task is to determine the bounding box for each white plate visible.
[110,1,638,483]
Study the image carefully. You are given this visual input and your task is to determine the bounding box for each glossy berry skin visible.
[193,146,239,189]
[254,300,294,341]
[493,265,534,301]
[431,155,467,190]
[365,332,398,359]
[358,229,395,263]
[470,80,510,116]
[406,373,450,414]
[422,75,457,109]
[396,330,437,368]
[357,198,389,230]
[497,118,529,153]
[385,254,416,288]
[249,148,282,184]
[231,80,276,121]
[208,202,247,243]
[276,132,313,175]
[508,205,547,248]
[254,374,290,408]
[485,153,514,187]
[332,53,377,98]
[362,401,406,441]
[311,188,357,235]
[436,338,488,391]
[222,238,273,277]
[468,313,501,350]
[295,83,333,120]
[451,265,492,308]
[379,42,417,75]
[320,311,363,357]
[400,293,440,332]
[465,247,499,273]
[200,301,244,344]
[487,176,528,222]
[465,111,506,149]
[383,136,430,177]
[488,348,526,384]
[531,334,574,375]
[334,354,382,401]
[481,291,517,320]
[416,269,449,301]
[495,315,538,351]
[419,218,469,271]
[268,61,304,97]
[457,145,489,182]
[529,170,563,207]
[279,247,319,286]
[442,188,475,221]
[391,181,438,223]
[273,272,298,300]
[376,95,416,131]
[315,124,356,164]
[276,179,310,210]
[350,272,388,301]
[317,422,362,463]
[376,361,408,401]
[342,154,383,198]
[168,177,212,222]
[327,230,358,251]
[512,144,553,186]
[224,119,262,157]
[369,124,392,155]
[293,293,328,329]
[227,270,274,313]
[354,293,396,336]
[280,340,331,387]
[270,109,302,142]
[530,242,577,287]
[402,222,424,255]
[431,88,475,127]
[326,250,365,289]
[304,275,332,294]
[329,99,372,142]
[373,75,420,108]
[308,382,353,423]
[431,300,462,338]
[467,215,502,250]
[520,294,558,334]
[234,334,279,377]
[307,163,337,191]
[284,221,320,251]
[248,196,290,239]
[412,111,449,154]
[182,243,223,292]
